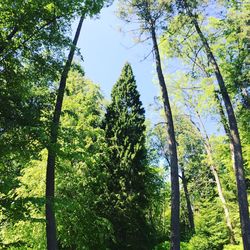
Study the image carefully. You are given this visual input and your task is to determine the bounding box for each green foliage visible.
[0,0,112,160]
[153,240,170,250]
[157,200,230,250]
[103,63,154,249]
[192,200,229,249]
[0,0,113,247]
[0,69,113,249]
[223,244,243,250]
[117,0,172,45]
[1,1,250,249]
[0,151,47,249]
[56,70,114,249]
[188,235,210,250]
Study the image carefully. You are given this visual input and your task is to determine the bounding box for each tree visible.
[118,1,180,248]
[149,118,195,236]
[56,69,113,249]
[103,63,153,249]
[0,69,113,249]
[45,15,84,250]
[192,109,236,244]
[173,108,230,249]
[166,70,237,244]
[45,2,113,248]
[0,0,87,142]
[0,4,111,245]
[175,1,250,248]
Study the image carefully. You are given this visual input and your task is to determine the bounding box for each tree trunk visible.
[205,145,236,244]
[180,166,195,233]
[151,25,180,250]
[194,110,236,244]
[45,16,84,250]
[182,1,250,248]
[214,92,235,172]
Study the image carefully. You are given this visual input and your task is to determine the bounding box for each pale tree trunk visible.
[195,110,236,244]
[180,166,195,233]
[151,25,180,250]
[45,16,84,250]
[208,155,236,244]
[182,1,250,247]
[205,143,236,244]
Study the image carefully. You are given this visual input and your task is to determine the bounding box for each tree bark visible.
[205,143,236,244]
[151,25,180,250]
[194,110,236,244]
[180,166,195,233]
[45,16,84,250]
[214,92,235,173]
[182,1,250,248]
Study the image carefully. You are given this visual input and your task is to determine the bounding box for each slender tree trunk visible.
[214,92,235,172]
[205,143,236,244]
[194,110,236,244]
[45,16,84,250]
[182,1,250,247]
[151,25,180,250]
[186,100,236,242]
[180,166,195,233]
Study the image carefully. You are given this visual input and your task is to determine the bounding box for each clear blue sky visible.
[76,1,159,120]
[74,1,221,135]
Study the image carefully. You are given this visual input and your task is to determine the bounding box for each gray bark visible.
[214,92,235,173]
[182,1,250,247]
[151,25,180,250]
[180,166,195,233]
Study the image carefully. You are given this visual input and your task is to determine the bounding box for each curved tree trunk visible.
[151,25,180,250]
[45,16,84,250]
[182,1,250,248]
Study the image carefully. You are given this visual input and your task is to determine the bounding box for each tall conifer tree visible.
[103,63,151,249]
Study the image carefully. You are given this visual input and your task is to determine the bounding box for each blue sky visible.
[76,2,159,120]
[73,1,221,135]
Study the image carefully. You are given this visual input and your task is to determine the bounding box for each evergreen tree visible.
[103,63,152,249]
[117,2,180,248]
